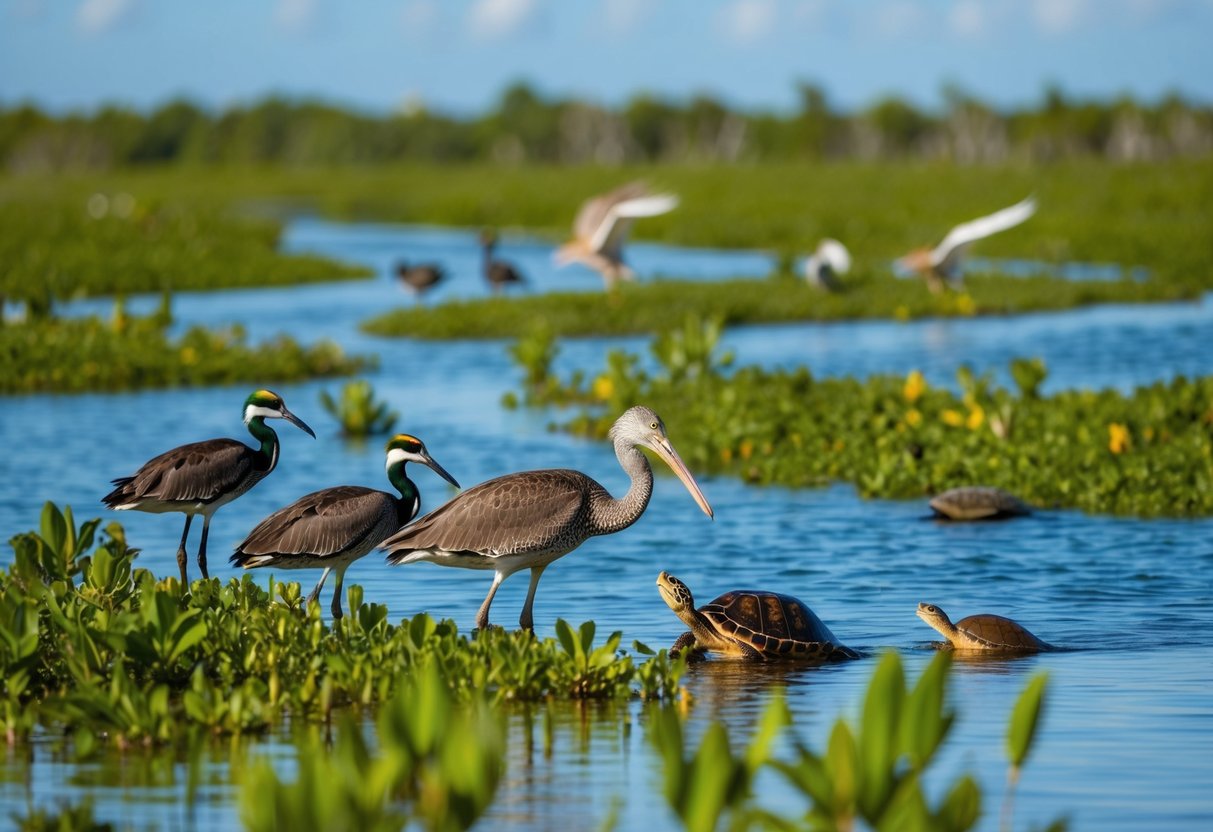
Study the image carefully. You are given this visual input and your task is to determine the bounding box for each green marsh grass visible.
[515,320,1213,517]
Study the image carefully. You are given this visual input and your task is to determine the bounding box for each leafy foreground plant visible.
[319,379,400,437]
[517,321,1213,517]
[240,661,504,832]
[651,651,1064,832]
[1,307,371,394]
[0,504,685,749]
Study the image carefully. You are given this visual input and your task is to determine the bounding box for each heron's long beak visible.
[422,452,460,489]
[650,438,714,519]
[281,407,316,439]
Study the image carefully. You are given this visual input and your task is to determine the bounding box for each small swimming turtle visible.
[916,602,1050,652]
[656,571,860,662]
[929,486,1031,521]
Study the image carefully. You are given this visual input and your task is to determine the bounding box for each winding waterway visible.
[3,220,1211,830]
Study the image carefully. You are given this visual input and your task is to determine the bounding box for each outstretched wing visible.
[589,192,679,258]
[931,196,1036,271]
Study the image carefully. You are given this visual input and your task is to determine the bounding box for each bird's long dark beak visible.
[281,407,316,438]
[422,452,460,489]
[650,438,714,519]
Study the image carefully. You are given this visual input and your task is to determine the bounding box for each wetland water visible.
[3,221,1212,829]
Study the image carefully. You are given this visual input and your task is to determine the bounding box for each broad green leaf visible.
[1008,673,1050,769]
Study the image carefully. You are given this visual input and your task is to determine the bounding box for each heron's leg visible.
[518,565,548,632]
[329,565,349,621]
[197,515,213,580]
[307,567,332,605]
[176,515,194,584]
[475,571,506,631]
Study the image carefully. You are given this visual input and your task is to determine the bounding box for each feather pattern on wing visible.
[382,469,596,562]
[102,438,264,507]
[234,486,403,563]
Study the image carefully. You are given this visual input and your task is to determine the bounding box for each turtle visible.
[915,602,1050,652]
[656,571,860,662]
[929,486,1031,521]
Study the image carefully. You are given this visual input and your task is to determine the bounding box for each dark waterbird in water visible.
[381,406,713,631]
[395,262,447,297]
[479,229,526,293]
[231,433,459,619]
[102,389,315,584]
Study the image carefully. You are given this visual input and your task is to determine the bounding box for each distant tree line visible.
[2,82,1210,171]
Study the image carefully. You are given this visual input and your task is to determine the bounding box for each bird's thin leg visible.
[518,565,548,632]
[476,571,506,631]
[176,515,194,584]
[307,567,332,606]
[197,515,212,580]
[329,566,349,621]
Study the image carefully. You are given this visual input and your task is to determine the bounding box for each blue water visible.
[3,221,1211,830]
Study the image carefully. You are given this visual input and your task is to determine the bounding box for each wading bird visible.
[896,196,1036,292]
[804,238,852,291]
[480,229,526,293]
[231,433,459,619]
[395,262,447,298]
[103,390,315,584]
[553,182,678,289]
[381,406,713,631]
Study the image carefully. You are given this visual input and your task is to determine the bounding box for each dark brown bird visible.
[395,262,446,297]
[231,433,458,619]
[381,406,713,631]
[479,229,526,294]
[103,389,315,584]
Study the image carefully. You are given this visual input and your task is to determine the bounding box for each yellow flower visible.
[967,405,985,430]
[591,375,614,401]
[941,409,964,427]
[903,370,926,403]
[738,439,754,461]
[905,409,922,427]
[1108,423,1131,454]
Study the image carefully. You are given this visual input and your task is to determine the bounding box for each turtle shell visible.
[930,486,1030,520]
[700,590,855,661]
[955,614,1047,650]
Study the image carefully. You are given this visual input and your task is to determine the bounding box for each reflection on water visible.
[5,220,1213,830]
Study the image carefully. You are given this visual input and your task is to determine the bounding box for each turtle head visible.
[916,602,953,631]
[657,571,694,614]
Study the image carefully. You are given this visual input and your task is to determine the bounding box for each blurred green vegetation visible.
[0,307,371,394]
[319,379,400,437]
[2,83,1209,168]
[0,188,368,306]
[515,318,1213,517]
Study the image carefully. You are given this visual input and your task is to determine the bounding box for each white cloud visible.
[715,0,777,45]
[74,0,136,35]
[948,0,986,38]
[1031,0,1091,34]
[468,0,539,41]
[601,0,651,36]
[400,0,440,38]
[872,0,925,38]
[274,0,319,33]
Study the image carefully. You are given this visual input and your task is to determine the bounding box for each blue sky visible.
[3,0,1212,115]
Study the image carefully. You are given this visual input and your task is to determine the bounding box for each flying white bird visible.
[896,196,1037,292]
[553,182,679,289]
[804,238,852,291]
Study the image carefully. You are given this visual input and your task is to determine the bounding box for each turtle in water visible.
[656,571,860,662]
[929,486,1031,521]
[916,602,1050,652]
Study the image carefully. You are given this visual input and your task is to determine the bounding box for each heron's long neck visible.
[590,441,653,535]
[388,463,421,524]
[246,417,279,473]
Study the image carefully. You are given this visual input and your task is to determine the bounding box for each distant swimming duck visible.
[479,229,526,293]
[395,262,447,296]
